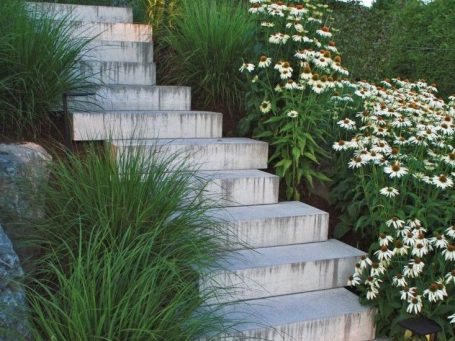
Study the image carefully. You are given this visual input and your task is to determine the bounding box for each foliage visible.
[240,0,350,200]
[160,0,255,125]
[0,0,93,139]
[26,145,232,340]
[331,78,455,338]
[387,0,455,98]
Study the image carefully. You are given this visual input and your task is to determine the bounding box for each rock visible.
[0,224,30,340]
[0,142,52,226]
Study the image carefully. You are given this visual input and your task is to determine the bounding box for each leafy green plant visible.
[25,144,233,340]
[160,0,255,125]
[240,1,348,200]
[331,78,455,339]
[0,0,94,139]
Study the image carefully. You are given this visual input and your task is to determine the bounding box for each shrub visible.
[160,0,255,129]
[239,0,350,200]
[26,144,232,339]
[331,79,455,338]
[0,0,93,139]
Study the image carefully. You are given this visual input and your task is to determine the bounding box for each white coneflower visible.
[248,3,264,14]
[290,4,308,16]
[386,217,405,229]
[371,140,392,154]
[337,118,356,130]
[433,174,454,189]
[400,286,415,301]
[379,187,399,198]
[446,225,455,238]
[406,296,423,314]
[378,233,393,247]
[384,162,409,178]
[316,26,332,38]
[258,55,272,68]
[364,276,382,289]
[359,255,372,270]
[269,33,290,45]
[284,79,302,90]
[392,273,407,287]
[411,240,431,258]
[370,262,386,276]
[347,274,361,286]
[443,151,455,166]
[287,110,299,118]
[260,21,274,27]
[404,258,424,278]
[449,313,455,324]
[403,231,417,247]
[259,100,272,114]
[423,281,447,302]
[393,240,409,256]
[445,269,455,285]
[408,219,422,229]
[443,244,455,261]
[239,63,255,73]
[375,245,393,261]
[332,139,350,151]
[348,156,366,169]
[429,233,449,249]
[366,287,379,300]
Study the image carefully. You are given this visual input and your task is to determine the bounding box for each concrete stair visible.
[32,2,376,339]
[110,138,269,171]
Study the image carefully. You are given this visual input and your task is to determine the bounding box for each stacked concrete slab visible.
[30,3,376,340]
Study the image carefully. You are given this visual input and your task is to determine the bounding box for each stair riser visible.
[28,2,133,23]
[72,112,222,141]
[80,62,156,86]
[84,41,154,64]
[115,143,269,171]
[68,86,191,111]
[219,310,376,341]
[228,213,329,248]
[203,176,279,207]
[203,257,360,303]
[69,22,152,42]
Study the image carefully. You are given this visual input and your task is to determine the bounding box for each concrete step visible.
[110,138,269,171]
[67,85,191,111]
[209,288,375,341]
[198,170,279,207]
[69,21,152,42]
[202,239,364,303]
[80,61,156,86]
[208,201,329,249]
[84,40,154,63]
[28,2,133,23]
[72,110,222,141]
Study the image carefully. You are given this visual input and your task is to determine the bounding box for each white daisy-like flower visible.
[366,287,379,300]
[359,255,372,270]
[370,262,386,276]
[449,313,455,324]
[392,273,407,287]
[443,151,455,167]
[429,234,449,249]
[406,295,423,314]
[408,219,422,229]
[259,100,272,114]
[432,174,454,189]
[287,110,299,118]
[446,225,455,238]
[393,240,409,256]
[316,26,332,38]
[386,217,405,229]
[384,162,409,178]
[239,63,255,73]
[404,258,424,278]
[423,281,447,302]
[348,156,366,169]
[284,79,302,90]
[269,32,290,45]
[337,118,356,130]
[347,274,361,286]
[445,269,455,285]
[378,233,393,247]
[248,4,264,14]
[260,21,274,27]
[332,139,350,151]
[258,55,272,68]
[374,246,393,261]
[442,244,455,261]
[379,187,399,198]
[411,240,432,258]
[400,286,417,301]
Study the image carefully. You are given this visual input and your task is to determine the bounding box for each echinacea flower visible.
[443,244,455,261]
[287,110,299,118]
[258,55,272,68]
[432,174,454,189]
[423,281,447,302]
[445,269,455,285]
[392,273,407,287]
[347,274,361,286]
[337,118,356,130]
[384,162,409,178]
[379,187,399,198]
[406,296,423,314]
[386,217,405,229]
[375,245,393,261]
[259,100,272,113]
[449,313,455,324]
[239,63,255,73]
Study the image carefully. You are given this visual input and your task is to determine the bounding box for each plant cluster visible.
[0,0,93,139]
[331,78,455,338]
[26,146,231,340]
[240,0,350,200]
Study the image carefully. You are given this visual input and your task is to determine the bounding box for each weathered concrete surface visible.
[202,240,364,303]
[0,224,30,340]
[111,138,269,171]
[211,288,375,341]
[72,110,222,141]
[84,40,154,64]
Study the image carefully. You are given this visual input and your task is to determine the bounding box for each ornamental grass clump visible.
[331,78,455,338]
[240,0,350,199]
[26,144,231,340]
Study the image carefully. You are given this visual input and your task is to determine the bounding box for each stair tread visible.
[198,169,279,180]
[72,109,221,115]
[112,137,267,147]
[213,201,327,221]
[216,288,372,331]
[220,239,364,270]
